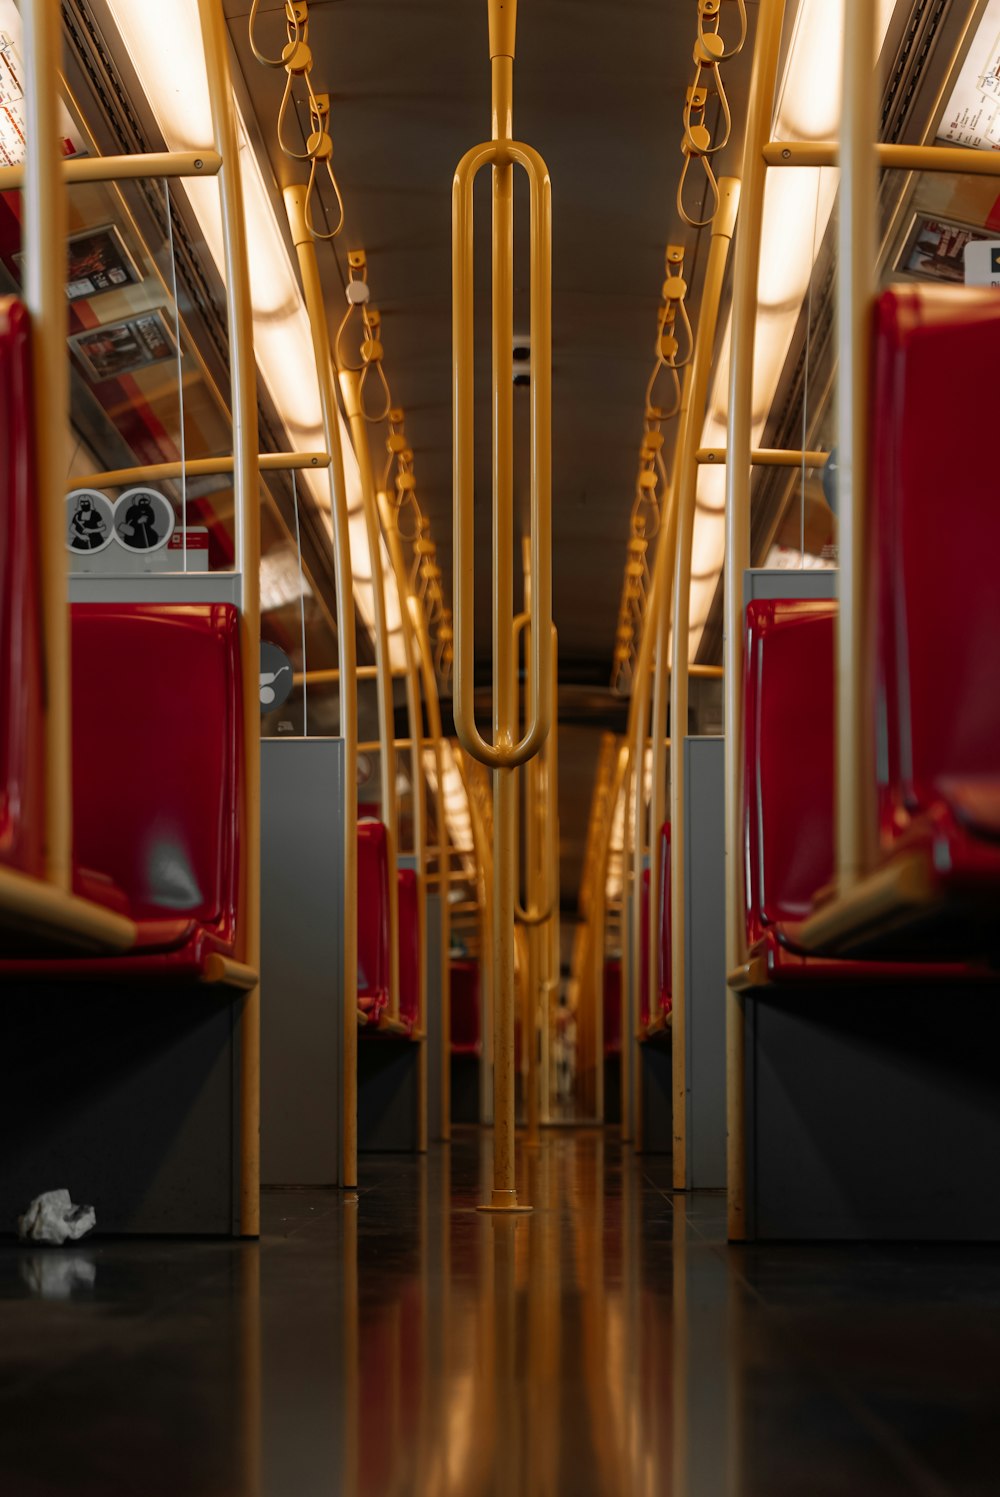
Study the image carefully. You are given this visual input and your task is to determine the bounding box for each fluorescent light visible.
[103,0,385,655]
[260,545,312,613]
[684,0,899,660]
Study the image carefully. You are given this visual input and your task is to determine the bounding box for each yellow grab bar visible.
[452,0,552,1212]
[284,183,359,1190]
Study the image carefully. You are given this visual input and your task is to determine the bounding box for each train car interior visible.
[2,0,1000,1492]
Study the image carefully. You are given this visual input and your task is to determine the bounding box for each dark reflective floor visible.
[2,1129,1000,1495]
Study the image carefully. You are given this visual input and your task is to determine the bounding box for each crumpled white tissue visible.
[17,1189,96,1246]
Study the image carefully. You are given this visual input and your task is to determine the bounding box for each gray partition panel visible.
[0,983,241,1235]
[744,568,837,602]
[261,738,344,1186]
[745,986,1000,1240]
[69,574,241,606]
[684,737,727,1188]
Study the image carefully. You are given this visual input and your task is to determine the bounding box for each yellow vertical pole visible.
[284,185,359,1190]
[667,178,740,1191]
[410,598,451,1138]
[515,618,558,1142]
[837,0,878,888]
[340,372,400,1020]
[723,0,786,1239]
[453,0,552,1211]
[24,0,70,892]
[622,565,655,1143]
[645,385,689,1057]
[379,489,428,1147]
[199,0,261,1233]
[544,630,560,1123]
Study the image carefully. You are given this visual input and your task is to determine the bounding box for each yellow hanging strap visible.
[678,0,747,226]
[248,1,345,240]
[612,247,690,694]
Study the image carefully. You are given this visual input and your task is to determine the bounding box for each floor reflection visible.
[1,1130,999,1495]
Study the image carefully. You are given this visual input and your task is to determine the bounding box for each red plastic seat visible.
[397,866,420,1030]
[640,866,651,1027]
[658,822,672,1020]
[603,957,621,1056]
[742,598,977,983]
[450,958,480,1055]
[3,603,247,977]
[0,300,42,877]
[872,286,1000,893]
[358,819,390,1023]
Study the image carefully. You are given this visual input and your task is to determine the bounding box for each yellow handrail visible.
[284,184,359,1190]
[24,0,70,893]
[764,139,1000,176]
[410,605,453,1138]
[836,0,878,890]
[514,618,559,1144]
[73,452,330,489]
[452,0,552,1212]
[0,149,221,192]
[722,0,787,1240]
[664,178,739,1189]
[198,0,262,1235]
[379,488,430,1131]
[340,373,400,1019]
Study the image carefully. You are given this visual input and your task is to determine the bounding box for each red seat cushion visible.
[450,959,480,1055]
[397,867,420,1027]
[658,822,672,1018]
[603,957,621,1055]
[358,819,389,1021]
[873,287,1000,871]
[70,602,244,959]
[0,300,42,876]
[745,599,837,944]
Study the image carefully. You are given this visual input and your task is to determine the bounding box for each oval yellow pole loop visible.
[722,0,787,1241]
[340,371,400,1020]
[284,183,359,1190]
[453,0,551,1210]
[452,138,553,772]
[665,178,740,1191]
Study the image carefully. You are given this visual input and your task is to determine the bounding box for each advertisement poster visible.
[68,309,176,382]
[896,215,992,284]
[937,0,1000,150]
[16,224,144,302]
[0,2,85,166]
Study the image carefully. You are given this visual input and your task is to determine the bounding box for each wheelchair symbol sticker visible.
[260,642,294,712]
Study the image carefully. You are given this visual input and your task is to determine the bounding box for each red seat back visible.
[71,603,243,936]
[0,300,42,875]
[397,867,420,1025]
[358,819,390,1004]
[658,822,672,1010]
[744,600,837,942]
[640,866,651,1026]
[603,957,621,1055]
[872,287,1000,841]
[450,958,480,1053]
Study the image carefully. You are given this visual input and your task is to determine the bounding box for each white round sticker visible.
[112,487,176,554]
[66,489,115,555]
